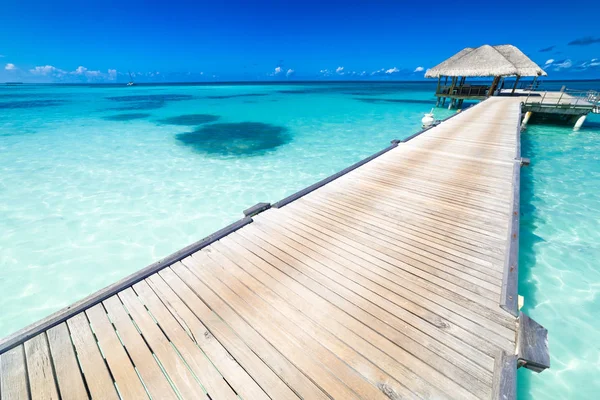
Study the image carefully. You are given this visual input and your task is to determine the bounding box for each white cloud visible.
[68,65,102,78]
[414,66,424,72]
[29,65,67,76]
[286,68,294,77]
[385,67,400,74]
[269,66,284,77]
[553,59,572,71]
[336,66,344,74]
[360,71,366,76]
[5,63,16,71]
[108,69,117,80]
[577,58,600,70]
[545,59,554,65]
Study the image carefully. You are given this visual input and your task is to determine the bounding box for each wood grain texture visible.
[0,96,531,400]
[24,334,59,400]
[46,323,88,400]
[85,303,148,399]
[0,345,29,400]
[66,313,118,399]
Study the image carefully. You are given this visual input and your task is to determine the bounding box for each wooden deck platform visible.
[0,97,549,399]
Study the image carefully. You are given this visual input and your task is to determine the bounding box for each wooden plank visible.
[85,303,148,399]
[355,168,512,211]
[256,207,503,317]
[230,226,501,371]
[274,206,502,302]
[292,199,515,330]
[289,200,505,285]
[144,275,274,400]
[500,162,521,316]
[353,168,512,212]
[305,192,507,262]
[253,213,515,346]
[0,345,29,400]
[179,256,371,400]
[163,264,329,400]
[491,352,516,400]
[308,190,508,262]
[517,313,550,372]
[46,323,88,400]
[193,249,431,399]
[319,185,510,241]
[115,288,207,400]
[207,239,491,399]
[130,281,239,400]
[161,265,325,400]
[24,333,59,400]
[66,313,118,399]
[101,296,177,399]
[299,195,506,273]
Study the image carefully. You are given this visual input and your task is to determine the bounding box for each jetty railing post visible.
[557,90,565,106]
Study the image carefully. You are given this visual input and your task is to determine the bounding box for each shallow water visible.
[0,82,450,337]
[1,81,599,398]
[518,113,600,399]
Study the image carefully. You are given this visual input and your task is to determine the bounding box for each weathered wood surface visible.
[0,97,536,399]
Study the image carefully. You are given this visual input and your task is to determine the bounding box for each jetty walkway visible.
[0,97,548,399]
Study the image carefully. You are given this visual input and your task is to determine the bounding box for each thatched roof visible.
[425,44,546,78]
[493,44,547,77]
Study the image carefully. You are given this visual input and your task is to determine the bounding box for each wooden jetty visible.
[0,97,549,399]
[519,88,600,130]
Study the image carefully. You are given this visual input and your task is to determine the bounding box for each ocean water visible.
[1,81,599,398]
[0,82,453,337]
[518,112,600,399]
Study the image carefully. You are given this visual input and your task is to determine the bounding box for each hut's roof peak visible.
[425,44,547,78]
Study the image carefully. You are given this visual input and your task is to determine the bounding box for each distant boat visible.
[127,71,134,86]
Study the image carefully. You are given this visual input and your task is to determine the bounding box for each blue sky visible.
[1,0,599,83]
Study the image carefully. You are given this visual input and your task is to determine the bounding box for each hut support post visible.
[488,76,500,97]
[512,75,521,94]
[447,76,458,109]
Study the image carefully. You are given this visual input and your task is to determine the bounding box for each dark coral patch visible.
[206,93,268,99]
[103,113,151,121]
[176,122,290,157]
[0,100,67,109]
[156,114,220,126]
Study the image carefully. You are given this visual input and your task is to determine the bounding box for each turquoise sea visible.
[1,81,599,398]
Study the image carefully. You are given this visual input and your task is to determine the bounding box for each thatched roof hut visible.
[493,44,547,77]
[425,44,546,78]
